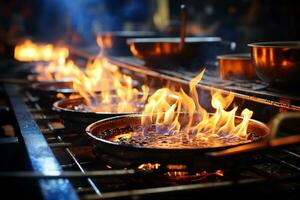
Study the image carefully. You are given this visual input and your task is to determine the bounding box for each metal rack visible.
[2,77,300,199]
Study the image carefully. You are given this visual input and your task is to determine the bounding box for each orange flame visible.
[35,57,82,82]
[72,56,149,113]
[141,69,253,144]
[14,40,69,62]
[97,34,113,49]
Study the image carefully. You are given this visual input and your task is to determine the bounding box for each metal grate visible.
[23,90,300,199]
[2,57,300,199]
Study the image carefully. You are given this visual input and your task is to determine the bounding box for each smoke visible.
[35,0,149,44]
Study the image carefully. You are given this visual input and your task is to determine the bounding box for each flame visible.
[35,57,82,82]
[56,93,78,100]
[14,39,69,61]
[141,69,253,146]
[97,34,113,49]
[72,56,149,113]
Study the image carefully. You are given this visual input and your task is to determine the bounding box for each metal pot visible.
[217,53,257,80]
[127,37,236,70]
[248,41,300,86]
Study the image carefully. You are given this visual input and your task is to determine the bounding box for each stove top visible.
[1,56,300,199]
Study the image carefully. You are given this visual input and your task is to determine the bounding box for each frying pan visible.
[127,37,236,69]
[31,81,75,108]
[248,41,300,87]
[86,113,269,162]
[86,112,300,164]
[53,94,146,131]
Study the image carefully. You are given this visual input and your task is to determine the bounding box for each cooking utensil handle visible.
[0,78,29,84]
[208,112,300,157]
[179,4,187,50]
[221,41,236,51]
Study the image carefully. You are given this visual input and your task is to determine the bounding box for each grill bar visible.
[3,54,300,199]
[40,106,103,196]
[4,84,79,200]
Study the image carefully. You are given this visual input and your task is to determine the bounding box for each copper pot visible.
[217,53,257,80]
[127,37,235,69]
[248,41,300,85]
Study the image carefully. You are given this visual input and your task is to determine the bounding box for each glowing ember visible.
[14,39,69,62]
[107,69,256,148]
[56,93,78,100]
[138,163,161,171]
[137,163,223,182]
[165,170,224,182]
[71,56,149,113]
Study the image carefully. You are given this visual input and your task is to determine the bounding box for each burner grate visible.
[3,84,299,199]
[1,56,300,199]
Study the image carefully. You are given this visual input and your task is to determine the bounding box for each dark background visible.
[0,0,299,55]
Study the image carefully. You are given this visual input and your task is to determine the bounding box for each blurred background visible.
[1,0,299,57]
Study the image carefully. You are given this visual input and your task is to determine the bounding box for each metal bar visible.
[109,57,300,112]
[44,114,102,196]
[4,84,79,200]
[265,154,300,172]
[0,136,18,144]
[282,149,300,159]
[0,169,136,178]
[64,147,102,195]
[82,175,300,199]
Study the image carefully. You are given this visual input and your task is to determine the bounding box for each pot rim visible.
[127,37,222,44]
[248,41,300,48]
[217,53,251,60]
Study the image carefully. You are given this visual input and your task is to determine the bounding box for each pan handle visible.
[220,41,236,51]
[0,78,29,84]
[208,112,300,157]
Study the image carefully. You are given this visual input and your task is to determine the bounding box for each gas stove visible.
[0,55,300,200]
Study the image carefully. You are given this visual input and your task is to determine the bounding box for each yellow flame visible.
[35,57,82,82]
[72,56,149,112]
[142,69,253,141]
[14,39,69,61]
